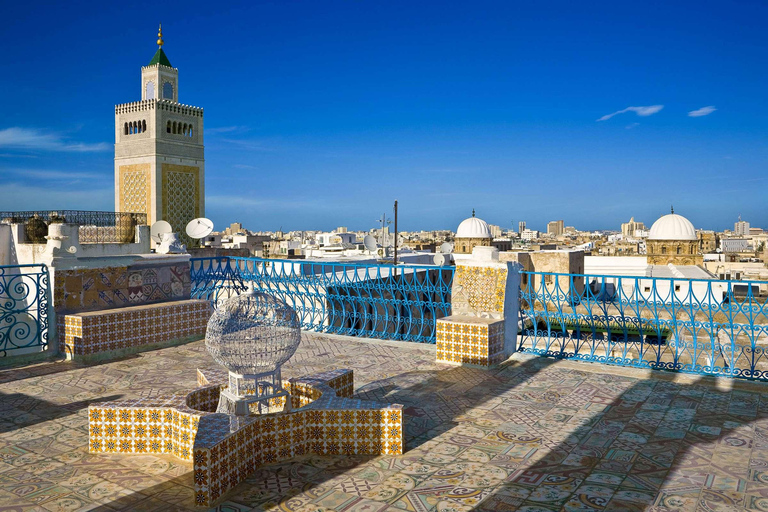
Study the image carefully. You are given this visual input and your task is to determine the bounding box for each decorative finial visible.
[671,205,674,214]
[472,209,476,217]
[157,24,164,48]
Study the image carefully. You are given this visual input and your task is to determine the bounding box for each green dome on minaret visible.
[148,24,172,67]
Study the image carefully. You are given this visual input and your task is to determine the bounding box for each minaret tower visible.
[114,25,205,246]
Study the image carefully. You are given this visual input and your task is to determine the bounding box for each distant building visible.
[698,231,718,254]
[721,238,749,253]
[521,229,539,241]
[518,221,526,234]
[734,217,750,236]
[336,226,348,233]
[454,211,492,254]
[621,217,646,238]
[547,220,564,236]
[645,208,702,266]
[488,224,502,238]
[114,27,204,248]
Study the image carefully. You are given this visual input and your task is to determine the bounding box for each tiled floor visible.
[2,334,768,511]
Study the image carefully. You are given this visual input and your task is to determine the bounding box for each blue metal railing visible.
[518,271,768,380]
[0,264,50,357]
[190,257,454,343]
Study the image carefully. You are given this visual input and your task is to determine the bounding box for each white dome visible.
[648,212,697,241]
[456,215,492,239]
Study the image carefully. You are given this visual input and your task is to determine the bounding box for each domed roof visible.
[648,209,697,241]
[456,210,492,239]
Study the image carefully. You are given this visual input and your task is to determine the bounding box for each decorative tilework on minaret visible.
[114,25,205,247]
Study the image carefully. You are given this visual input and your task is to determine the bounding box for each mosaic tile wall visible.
[118,163,151,225]
[161,163,201,248]
[436,317,505,366]
[53,262,191,314]
[59,299,211,360]
[88,368,403,507]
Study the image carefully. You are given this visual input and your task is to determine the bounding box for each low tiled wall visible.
[59,299,211,360]
[436,315,505,366]
[88,368,403,507]
[54,261,191,314]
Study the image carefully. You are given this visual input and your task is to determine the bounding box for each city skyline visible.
[1,1,766,232]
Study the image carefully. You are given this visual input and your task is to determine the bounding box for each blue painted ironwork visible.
[0,264,50,357]
[190,257,454,343]
[518,271,768,380]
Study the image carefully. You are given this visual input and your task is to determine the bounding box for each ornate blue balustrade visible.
[518,271,768,380]
[190,257,454,343]
[0,264,50,357]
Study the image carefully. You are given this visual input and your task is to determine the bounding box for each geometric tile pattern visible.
[436,316,505,366]
[5,333,768,511]
[436,261,509,367]
[53,262,192,314]
[118,164,151,224]
[58,299,211,360]
[453,264,507,315]
[161,163,200,248]
[88,367,404,507]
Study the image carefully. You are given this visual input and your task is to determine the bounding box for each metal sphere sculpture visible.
[205,286,301,416]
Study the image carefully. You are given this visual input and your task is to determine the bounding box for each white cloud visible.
[688,106,717,117]
[597,105,664,122]
[207,126,248,134]
[0,127,110,152]
[0,168,107,180]
[625,123,640,130]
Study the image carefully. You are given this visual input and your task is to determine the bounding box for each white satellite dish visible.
[186,217,214,239]
[363,235,377,252]
[440,242,454,254]
[433,253,445,266]
[150,220,172,244]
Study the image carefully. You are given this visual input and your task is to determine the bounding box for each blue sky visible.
[1,0,766,233]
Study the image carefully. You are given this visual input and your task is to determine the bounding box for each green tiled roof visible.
[148,48,172,67]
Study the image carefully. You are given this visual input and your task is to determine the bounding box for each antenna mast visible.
[393,200,398,265]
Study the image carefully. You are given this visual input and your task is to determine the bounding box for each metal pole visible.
[393,200,398,266]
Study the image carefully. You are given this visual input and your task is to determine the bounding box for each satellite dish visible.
[186,217,214,239]
[150,220,172,243]
[363,235,377,252]
[440,242,454,254]
[433,253,445,266]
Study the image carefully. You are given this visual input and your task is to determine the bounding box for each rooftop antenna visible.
[363,235,377,254]
[185,217,214,240]
[671,205,674,214]
[150,220,172,244]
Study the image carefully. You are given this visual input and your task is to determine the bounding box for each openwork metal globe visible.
[205,287,301,416]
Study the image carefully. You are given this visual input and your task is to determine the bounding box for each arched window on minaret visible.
[189,126,193,137]
[142,120,147,132]
[124,123,128,135]
[146,81,155,100]
[163,82,174,100]
[166,121,171,133]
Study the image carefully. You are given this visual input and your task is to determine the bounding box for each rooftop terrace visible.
[2,333,768,511]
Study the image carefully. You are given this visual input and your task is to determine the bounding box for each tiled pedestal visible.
[59,299,212,361]
[436,315,505,366]
[88,367,404,507]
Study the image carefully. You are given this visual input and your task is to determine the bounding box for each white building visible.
[521,229,539,241]
[721,238,749,253]
[735,217,750,236]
